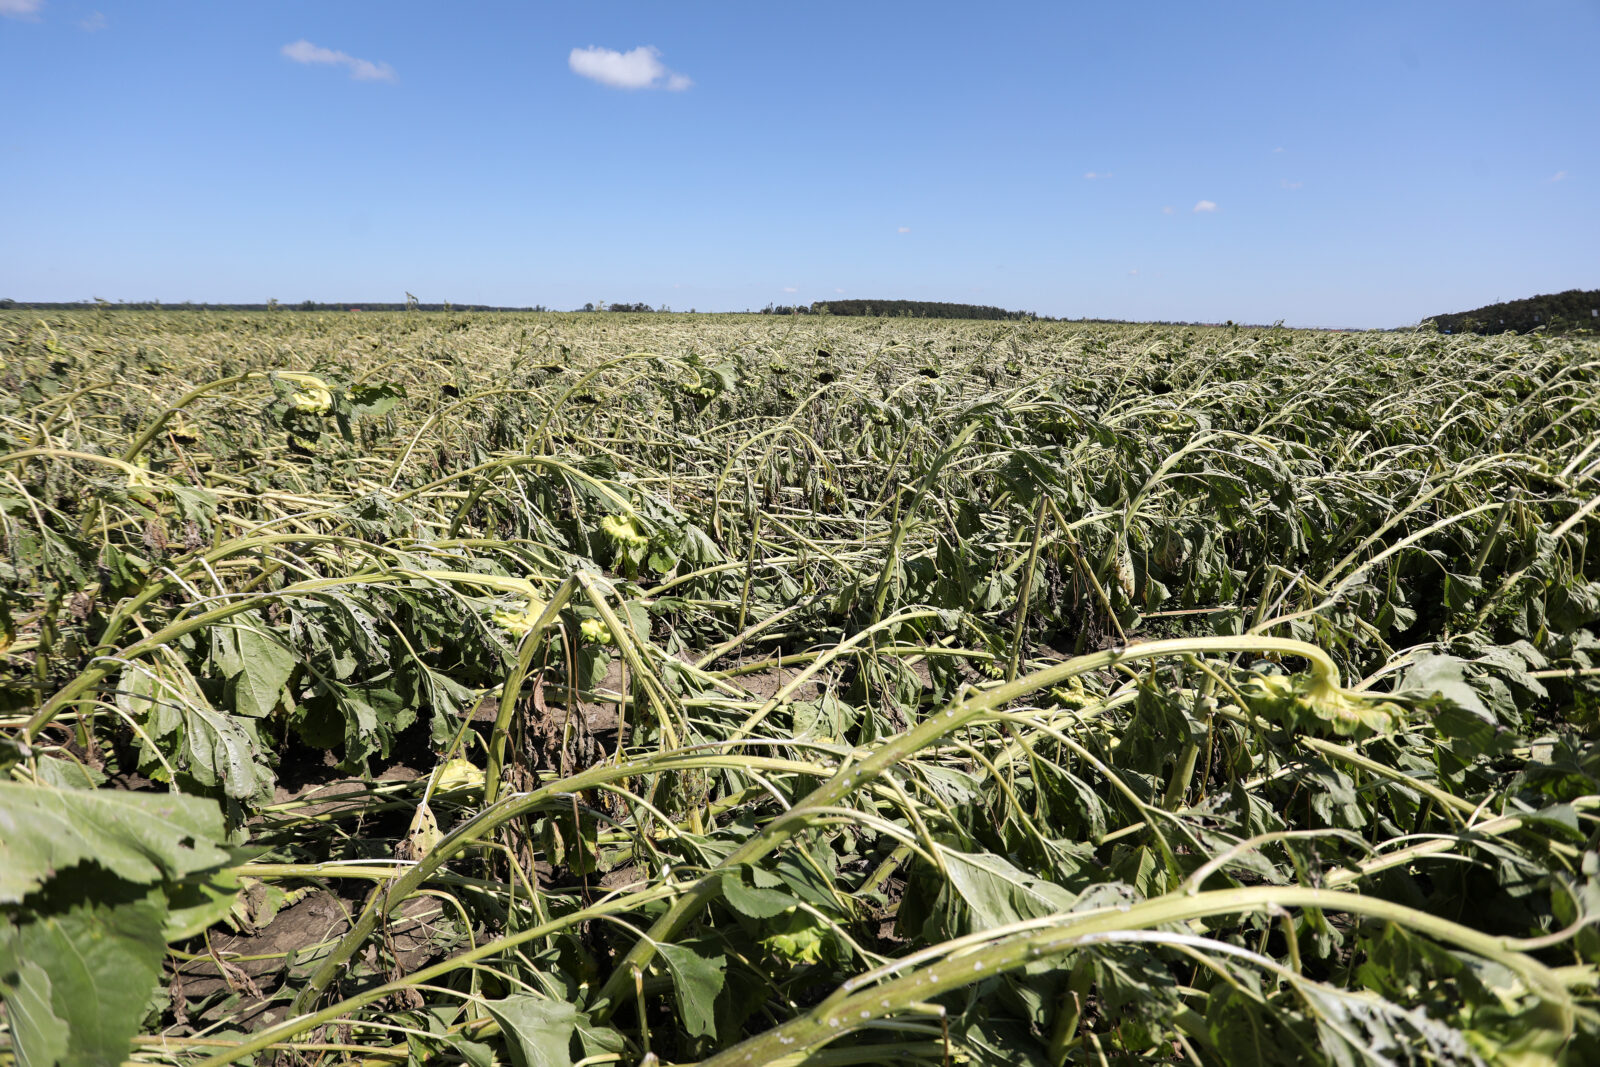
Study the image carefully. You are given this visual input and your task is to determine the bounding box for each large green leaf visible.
[656,941,726,1039]
[1,960,68,1067]
[0,885,167,1067]
[1398,653,1490,719]
[484,995,578,1067]
[1397,653,1510,756]
[942,848,1079,932]
[213,614,297,719]
[0,782,232,904]
[164,866,244,941]
[175,702,273,799]
[118,659,274,800]
[720,865,798,919]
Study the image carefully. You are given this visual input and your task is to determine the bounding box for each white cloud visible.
[834,287,845,294]
[1128,268,1139,276]
[1280,179,1303,190]
[569,45,691,90]
[1161,206,1175,215]
[0,0,42,19]
[1193,200,1218,213]
[897,226,911,233]
[1084,171,1111,180]
[1551,170,1569,183]
[78,10,104,29]
[1273,146,1285,153]
[282,39,396,82]
[782,286,798,293]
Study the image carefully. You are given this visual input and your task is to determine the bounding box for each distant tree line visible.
[0,299,547,312]
[764,299,1040,320]
[577,302,675,313]
[1427,289,1600,335]
[0,297,1402,331]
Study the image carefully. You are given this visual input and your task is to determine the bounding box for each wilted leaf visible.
[347,381,406,419]
[483,995,578,1067]
[942,848,1079,931]
[214,616,296,719]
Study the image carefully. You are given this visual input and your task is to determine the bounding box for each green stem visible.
[287,752,829,1016]
[587,634,1343,1021]
[869,421,978,625]
[1006,494,1049,683]
[196,884,681,1067]
[701,884,1576,1067]
[484,576,578,806]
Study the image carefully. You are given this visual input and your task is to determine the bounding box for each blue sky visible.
[2,1,1595,327]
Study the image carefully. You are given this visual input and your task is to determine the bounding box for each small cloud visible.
[1550,170,1569,183]
[0,0,42,19]
[1273,146,1285,153]
[569,45,691,90]
[1083,171,1112,180]
[282,39,396,82]
[1193,200,1218,213]
[78,10,105,30]
[782,286,798,293]
[1128,268,1139,276]
[834,288,845,294]
[1161,206,1175,215]
[1280,179,1303,189]
[897,226,911,233]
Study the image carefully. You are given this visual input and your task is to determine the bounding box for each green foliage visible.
[484,996,580,1067]
[0,782,234,901]
[3,310,1600,1066]
[0,784,236,1067]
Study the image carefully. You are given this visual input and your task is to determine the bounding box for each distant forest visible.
[1428,289,1600,335]
[759,299,1039,320]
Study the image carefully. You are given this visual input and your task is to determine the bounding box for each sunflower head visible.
[600,513,648,548]
[291,386,334,415]
[580,617,614,645]
[1239,672,1405,738]
[493,599,547,636]
[126,464,157,491]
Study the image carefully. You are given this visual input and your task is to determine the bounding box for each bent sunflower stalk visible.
[586,634,1369,1020]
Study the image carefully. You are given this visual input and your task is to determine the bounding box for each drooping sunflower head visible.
[493,599,547,636]
[579,617,614,645]
[125,464,158,491]
[291,386,334,415]
[1239,672,1406,738]
[600,512,648,548]
[279,372,335,415]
